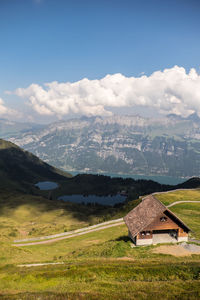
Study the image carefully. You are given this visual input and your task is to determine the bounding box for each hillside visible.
[0,189,199,299]
[0,139,170,240]
[0,138,177,199]
[8,114,200,177]
[0,139,71,191]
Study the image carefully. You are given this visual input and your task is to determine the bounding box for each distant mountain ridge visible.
[7,114,200,177]
[0,118,44,139]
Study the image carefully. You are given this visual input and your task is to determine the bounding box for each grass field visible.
[0,186,141,242]
[0,258,200,300]
[0,189,200,299]
[155,189,200,206]
[0,190,94,241]
[0,224,200,299]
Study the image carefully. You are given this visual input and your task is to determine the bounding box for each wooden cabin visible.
[124,195,190,246]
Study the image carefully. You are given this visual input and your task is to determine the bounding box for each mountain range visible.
[5,113,200,177]
[0,118,44,139]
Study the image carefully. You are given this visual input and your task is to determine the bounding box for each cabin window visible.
[160,216,167,222]
[140,231,151,236]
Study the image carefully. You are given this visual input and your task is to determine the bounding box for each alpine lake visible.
[35,181,126,206]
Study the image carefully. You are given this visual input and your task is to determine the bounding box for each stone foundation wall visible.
[177,236,188,242]
[136,238,153,246]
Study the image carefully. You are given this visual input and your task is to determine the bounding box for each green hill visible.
[0,139,142,240]
[0,138,71,191]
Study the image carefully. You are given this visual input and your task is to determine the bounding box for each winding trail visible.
[166,200,200,208]
[13,192,200,247]
[13,221,124,247]
[18,262,64,267]
[14,218,123,243]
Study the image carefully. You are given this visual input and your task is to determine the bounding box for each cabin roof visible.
[124,194,191,238]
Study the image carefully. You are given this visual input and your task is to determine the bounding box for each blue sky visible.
[0,0,200,122]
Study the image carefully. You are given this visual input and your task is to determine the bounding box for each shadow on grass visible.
[115,235,131,242]
[0,188,120,226]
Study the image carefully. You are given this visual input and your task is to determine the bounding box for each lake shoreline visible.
[66,170,187,185]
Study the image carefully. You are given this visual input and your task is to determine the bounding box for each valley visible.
[0,138,199,299]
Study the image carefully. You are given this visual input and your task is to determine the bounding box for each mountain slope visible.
[0,139,71,190]
[9,114,200,177]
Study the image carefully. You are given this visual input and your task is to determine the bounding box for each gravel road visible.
[13,221,125,247]
[167,200,200,207]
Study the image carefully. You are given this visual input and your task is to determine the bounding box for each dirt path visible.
[13,221,125,247]
[153,244,194,256]
[167,200,200,207]
[14,218,123,243]
[153,243,200,256]
[18,262,64,267]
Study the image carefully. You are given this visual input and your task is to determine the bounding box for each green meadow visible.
[0,258,200,300]
[0,187,141,241]
[155,189,200,206]
[0,224,200,300]
[0,189,199,299]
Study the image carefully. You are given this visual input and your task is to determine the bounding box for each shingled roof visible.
[124,194,190,238]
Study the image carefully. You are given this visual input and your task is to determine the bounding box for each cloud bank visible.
[12,66,200,118]
[0,98,19,117]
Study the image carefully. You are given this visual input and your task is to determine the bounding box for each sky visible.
[0,0,200,123]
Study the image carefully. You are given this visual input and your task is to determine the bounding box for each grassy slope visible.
[0,189,200,299]
[0,259,199,300]
[155,189,200,206]
[0,191,90,240]
[0,187,141,241]
[0,225,200,299]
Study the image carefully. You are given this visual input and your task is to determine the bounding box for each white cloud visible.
[0,98,9,115]
[11,66,200,118]
[0,97,21,118]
